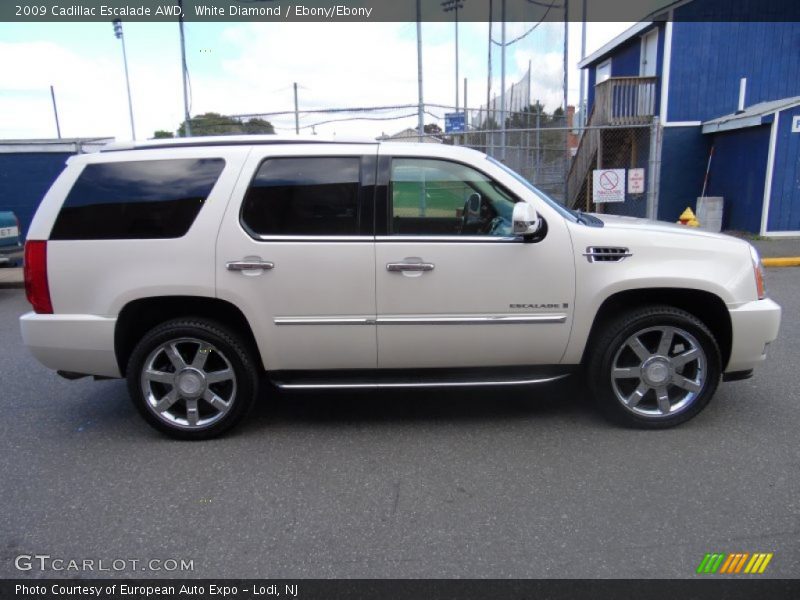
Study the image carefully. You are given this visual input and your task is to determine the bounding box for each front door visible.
[374,151,575,369]
[216,145,378,371]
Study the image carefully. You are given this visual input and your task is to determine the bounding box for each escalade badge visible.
[510,303,569,309]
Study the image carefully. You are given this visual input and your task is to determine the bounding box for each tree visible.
[243,117,275,134]
[152,130,174,139]
[423,123,442,135]
[177,112,275,137]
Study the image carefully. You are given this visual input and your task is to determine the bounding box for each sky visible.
[0,20,632,141]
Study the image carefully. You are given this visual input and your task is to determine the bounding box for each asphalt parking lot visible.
[1,269,798,579]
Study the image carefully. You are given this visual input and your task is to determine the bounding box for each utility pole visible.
[416,0,424,141]
[293,82,299,134]
[112,19,136,140]
[500,0,506,158]
[486,0,493,154]
[177,0,191,136]
[579,0,587,127]
[50,85,61,139]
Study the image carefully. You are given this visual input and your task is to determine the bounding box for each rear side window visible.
[50,158,225,240]
[241,157,360,237]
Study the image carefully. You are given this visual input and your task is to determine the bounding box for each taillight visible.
[24,240,53,314]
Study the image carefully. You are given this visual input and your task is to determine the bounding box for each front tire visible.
[127,318,259,440]
[587,305,721,428]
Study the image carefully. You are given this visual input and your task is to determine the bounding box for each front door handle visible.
[226,260,275,272]
[386,262,435,273]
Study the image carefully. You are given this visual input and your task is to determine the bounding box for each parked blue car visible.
[0,211,23,267]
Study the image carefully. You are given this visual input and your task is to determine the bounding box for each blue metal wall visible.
[609,38,640,77]
[0,153,70,238]
[706,125,770,233]
[767,105,800,232]
[657,126,712,222]
[667,21,800,123]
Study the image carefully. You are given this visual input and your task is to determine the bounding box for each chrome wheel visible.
[141,337,237,429]
[610,326,707,417]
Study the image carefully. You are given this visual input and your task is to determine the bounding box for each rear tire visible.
[587,305,721,428]
[126,318,259,440]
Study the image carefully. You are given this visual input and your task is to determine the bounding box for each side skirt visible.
[269,365,577,390]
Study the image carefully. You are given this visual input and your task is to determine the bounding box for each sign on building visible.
[445,112,466,134]
[792,116,800,133]
[592,169,626,203]
[627,168,645,194]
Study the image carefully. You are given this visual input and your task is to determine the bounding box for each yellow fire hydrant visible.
[677,207,701,227]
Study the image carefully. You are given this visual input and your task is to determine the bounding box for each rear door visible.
[216,144,379,371]
[373,149,575,369]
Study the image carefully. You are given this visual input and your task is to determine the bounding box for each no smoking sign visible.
[592,168,625,203]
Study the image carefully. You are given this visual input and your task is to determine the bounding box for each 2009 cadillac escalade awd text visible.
[20,137,782,439]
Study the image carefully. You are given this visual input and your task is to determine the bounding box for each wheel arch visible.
[581,288,732,370]
[115,295,262,376]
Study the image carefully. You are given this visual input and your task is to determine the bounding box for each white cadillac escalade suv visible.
[20,137,781,439]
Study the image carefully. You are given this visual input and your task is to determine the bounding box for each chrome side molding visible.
[276,373,571,390]
[274,314,567,326]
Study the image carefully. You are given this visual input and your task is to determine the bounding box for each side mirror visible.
[512,202,544,241]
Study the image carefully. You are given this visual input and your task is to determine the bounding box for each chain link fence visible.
[181,108,660,218]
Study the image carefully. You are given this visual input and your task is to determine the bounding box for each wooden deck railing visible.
[594,76,658,125]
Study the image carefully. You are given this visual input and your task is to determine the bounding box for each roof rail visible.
[100,134,378,152]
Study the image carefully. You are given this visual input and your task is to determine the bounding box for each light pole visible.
[177,0,191,136]
[441,0,465,115]
[112,19,136,140]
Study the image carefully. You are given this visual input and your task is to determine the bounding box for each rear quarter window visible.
[50,158,225,240]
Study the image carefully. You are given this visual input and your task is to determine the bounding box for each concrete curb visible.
[762,257,800,268]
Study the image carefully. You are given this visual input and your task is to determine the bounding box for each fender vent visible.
[583,246,632,263]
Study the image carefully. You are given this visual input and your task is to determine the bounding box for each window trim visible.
[238,154,375,242]
[377,155,529,242]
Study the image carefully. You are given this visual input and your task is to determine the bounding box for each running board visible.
[270,366,575,391]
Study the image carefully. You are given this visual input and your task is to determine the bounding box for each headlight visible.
[749,245,767,300]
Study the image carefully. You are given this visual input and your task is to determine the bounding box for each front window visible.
[487,156,579,223]
[389,158,519,237]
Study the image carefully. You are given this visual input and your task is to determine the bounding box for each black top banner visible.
[3,0,800,22]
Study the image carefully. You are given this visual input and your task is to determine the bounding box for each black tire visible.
[126,318,259,440]
[587,305,721,429]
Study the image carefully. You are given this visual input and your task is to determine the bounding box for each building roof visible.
[702,96,800,134]
[0,137,114,154]
[577,22,654,69]
[377,128,443,143]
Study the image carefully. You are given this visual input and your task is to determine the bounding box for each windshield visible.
[487,156,578,223]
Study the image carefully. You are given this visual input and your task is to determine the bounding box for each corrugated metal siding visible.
[657,126,712,221]
[668,21,800,123]
[767,105,800,232]
[0,153,70,238]
[706,125,770,233]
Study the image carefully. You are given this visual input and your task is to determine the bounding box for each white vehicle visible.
[20,137,781,439]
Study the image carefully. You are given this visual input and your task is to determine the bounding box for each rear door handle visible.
[386,262,435,272]
[226,260,274,271]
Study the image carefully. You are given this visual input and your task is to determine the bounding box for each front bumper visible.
[726,298,781,373]
[20,312,121,378]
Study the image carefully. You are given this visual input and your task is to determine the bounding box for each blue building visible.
[573,0,800,236]
[0,138,112,239]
